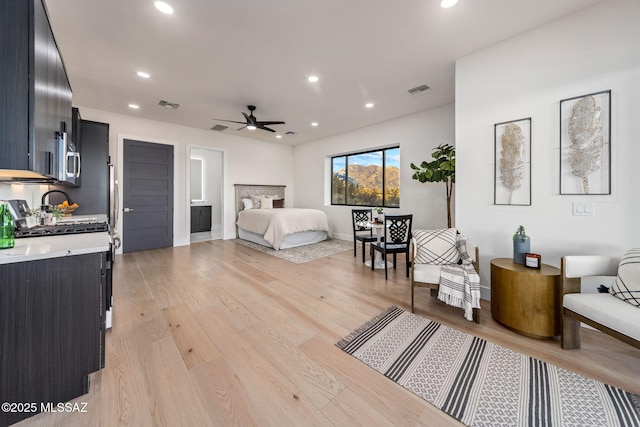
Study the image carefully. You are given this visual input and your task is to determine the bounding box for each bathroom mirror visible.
[190,158,203,201]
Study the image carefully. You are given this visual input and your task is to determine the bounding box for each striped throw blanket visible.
[438,240,481,321]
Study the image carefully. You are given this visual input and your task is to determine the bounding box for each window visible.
[331,147,400,207]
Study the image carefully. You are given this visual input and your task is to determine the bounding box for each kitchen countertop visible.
[0,232,110,264]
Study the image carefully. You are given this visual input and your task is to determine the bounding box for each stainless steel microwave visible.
[58,128,80,185]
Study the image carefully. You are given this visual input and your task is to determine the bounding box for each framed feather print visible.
[560,90,611,195]
[494,117,532,205]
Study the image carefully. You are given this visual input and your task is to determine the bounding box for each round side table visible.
[490,258,561,339]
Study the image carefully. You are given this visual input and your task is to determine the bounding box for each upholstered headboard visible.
[234,184,286,217]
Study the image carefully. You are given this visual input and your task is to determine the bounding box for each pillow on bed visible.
[242,198,253,210]
[273,198,284,208]
[250,196,262,209]
[260,195,273,209]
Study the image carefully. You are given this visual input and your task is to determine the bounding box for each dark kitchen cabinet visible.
[191,205,212,233]
[0,252,106,427]
[52,119,110,214]
[0,0,73,181]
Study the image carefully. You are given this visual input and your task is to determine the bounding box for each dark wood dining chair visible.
[352,209,377,263]
[370,214,413,279]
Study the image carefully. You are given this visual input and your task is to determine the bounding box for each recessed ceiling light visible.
[365,103,374,108]
[441,0,458,8]
[154,1,174,14]
[137,71,151,79]
[247,125,257,130]
[276,135,282,139]
[311,122,318,127]
[128,104,140,109]
[307,75,319,83]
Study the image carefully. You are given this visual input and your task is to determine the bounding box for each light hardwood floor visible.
[16,240,640,426]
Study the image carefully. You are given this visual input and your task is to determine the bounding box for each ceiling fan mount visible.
[212,105,285,133]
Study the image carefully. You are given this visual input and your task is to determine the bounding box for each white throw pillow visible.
[250,196,261,209]
[412,228,460,265]
[610,248,640,307]
[456,234,471,265]
[260,195,273,209]
[242,198,253,210]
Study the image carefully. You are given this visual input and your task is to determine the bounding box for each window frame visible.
[330,146,400,208]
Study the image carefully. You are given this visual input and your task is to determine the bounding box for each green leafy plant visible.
[410,144,455,227]
[513,225,527,242]
[374,207,384,214]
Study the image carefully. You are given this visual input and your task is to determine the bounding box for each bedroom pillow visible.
[609,248,640,307]
[241,198,253,210]
[412,228,460,265]
[250,196,262,209]
[260,195,273,209]
[273,198,285,208]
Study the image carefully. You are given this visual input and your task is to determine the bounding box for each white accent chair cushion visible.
[564,293,640,341]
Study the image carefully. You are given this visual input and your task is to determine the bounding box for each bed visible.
[235,184,330,250]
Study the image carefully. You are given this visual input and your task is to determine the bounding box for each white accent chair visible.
[561,256,640,350]
[410,239,480,323]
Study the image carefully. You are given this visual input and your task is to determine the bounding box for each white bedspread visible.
[237,208,330,250]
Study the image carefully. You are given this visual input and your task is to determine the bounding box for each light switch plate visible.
[573,202,595,216]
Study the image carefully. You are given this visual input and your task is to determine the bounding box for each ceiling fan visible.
[212,105,285,132]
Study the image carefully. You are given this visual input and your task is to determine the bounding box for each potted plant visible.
[410,144,455,228]
[373,207,384,223]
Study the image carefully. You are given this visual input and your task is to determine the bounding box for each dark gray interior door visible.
[123,139,174,253]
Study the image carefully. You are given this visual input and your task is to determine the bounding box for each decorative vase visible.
[512,225,530,265]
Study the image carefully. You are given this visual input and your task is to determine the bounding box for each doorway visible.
[122,139,174,252]
[189,147,223,242]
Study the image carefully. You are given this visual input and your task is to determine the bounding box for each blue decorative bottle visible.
[513,225,530,265]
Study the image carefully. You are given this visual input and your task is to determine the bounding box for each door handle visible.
[124,208,134,213]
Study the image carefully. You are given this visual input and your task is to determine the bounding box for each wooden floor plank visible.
[162,303,222,370]
[242,321,346,410]
[189,356,263,426]
[194,305,333,426]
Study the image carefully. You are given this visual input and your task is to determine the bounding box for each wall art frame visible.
[559,90,611,195]
[494,117,531,206]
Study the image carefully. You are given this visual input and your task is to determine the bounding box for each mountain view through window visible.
[331,147,400,207]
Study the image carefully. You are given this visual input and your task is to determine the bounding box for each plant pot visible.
[513,237,530,265]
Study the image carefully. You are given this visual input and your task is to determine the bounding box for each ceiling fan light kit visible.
[212,105,285,133]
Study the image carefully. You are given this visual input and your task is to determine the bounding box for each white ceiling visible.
[45,0,604,145]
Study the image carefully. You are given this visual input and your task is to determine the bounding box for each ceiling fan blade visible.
[255,121,285,126]
[242,112,251,122]
[237,125,247,131]
[212,118,246,125]
[257,125,276,132]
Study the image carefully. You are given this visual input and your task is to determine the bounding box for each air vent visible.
[285,131,296,135]
[210,124,228,132]
[407,84,431,95]
[158,100,181,110]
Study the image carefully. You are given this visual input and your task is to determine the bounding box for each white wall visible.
[293,104,455,240]
[0,184,50,210]
[455,0,640,298]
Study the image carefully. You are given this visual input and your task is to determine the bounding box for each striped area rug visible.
[336,306,640,427]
